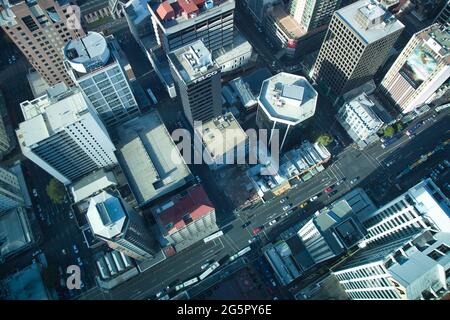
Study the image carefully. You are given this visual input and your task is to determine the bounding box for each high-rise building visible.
[0,0,85,87]
[358,179,450,247]
[256,72,317,150]
[0,90,13,159]
[168,40,222,126]
[379,24,450,114]
[244,0,279,25]
[86,190,158,261]
[64,32,140,128]
[289,0,342,31]
[312,0,404,97]
[148,0,235,54]
[0,165,25,213]
[16,84,118,185]
[435,0,449,28]
[332,230,450,300]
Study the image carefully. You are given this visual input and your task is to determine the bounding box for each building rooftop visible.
[422,24,450,59]
[64,32,110,74]
[26,70,51,99]
[16,84,90,148]
[258,72,317,125]
[70,169,118,203]
[336,0,404,44]
[115,112,192,207]
[151,184,215,235]
[2,263,50,300]
[268,4,306,39]
[86,191,127,240]
[168,40,218,83]
[148,0,235,32]
[194,113,248,160]
[0,207,32,259]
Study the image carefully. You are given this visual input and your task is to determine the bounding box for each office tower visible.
[0,165,25,213]
[289,0,342,31]
[333,230,450,300]
[379,24,450,114]
[168,40,222,126]
[337,93,384,149]
[0,0,85,87]
[86,190,157,261]
[148,0,235,54]
[256,72,317,150]
[244,0,279,25]
[359,179,450,247]
[312,0,404,97]
[64,32,140,128]
[435,0,449,28]
[16,84,118,185]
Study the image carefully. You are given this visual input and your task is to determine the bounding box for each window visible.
[436,244,450,255]
[427,250,444,261]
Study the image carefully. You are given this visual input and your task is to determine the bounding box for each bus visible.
[198,262,220,280]
[146,88,158,105]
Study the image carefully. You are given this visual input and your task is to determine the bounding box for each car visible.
[350,177,360,184]
[61,249,67,255]
[270,279,277,287]
[282,204,291,211]
[324,186,333,193]
[336,178,346,185]
[252,227,262,236]
[77,257,83,266]
[201,262,210,270]
[155,290,166,298]
[268,219,276,226]
[279,197,288,204]
[69,211,74,220]
[37,204,42,212]
[300,202,307,208]
[195,176,201,183]
[291,183,298,188]
[309,195,318,202]
[73,244,79,254]
[241,221,251,228]
[284,210,293,216]
[328,190,338,197]
[444,160,450,168]
[32,189,38,197]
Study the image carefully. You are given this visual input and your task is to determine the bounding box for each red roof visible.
[156,185,215,234]
[177,0,199,16]
[193,0,206,6]
[156,1,175,21]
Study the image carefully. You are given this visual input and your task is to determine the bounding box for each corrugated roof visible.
[157,1,175,20]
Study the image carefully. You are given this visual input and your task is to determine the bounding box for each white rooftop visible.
[337,0,404,44]
[64,32,110,74]
[194,113,248,160]
[70,169,117,203]
[17,85,89,148]
[258,73,317,125]
[169,40,216,83]
[86,191,127,240]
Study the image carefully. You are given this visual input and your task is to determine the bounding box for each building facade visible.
[337,92,384,149]
[333,230,450,300]
[244,0,279,25]
[379,24,450,114]
[16,84,118,185]
[168,40,222,126]
[289,0,342,31]
[0,90,13,159]
[86,191,158,261]
[151,184,218,250]
[0,165,25,213]
[358,179,450,247]
[64,32,140,128]
[256,72,317,150]
[148,0,235,54]
[434,0,449,28]
[312,0,404,97]
[0,0,85,87]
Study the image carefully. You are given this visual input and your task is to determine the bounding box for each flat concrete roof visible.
[258,72,317,125]
[336,0,404,44]
[269,5,306,39]
[115,112,191,207]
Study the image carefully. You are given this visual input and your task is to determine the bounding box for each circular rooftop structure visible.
[64,32,110,74]
[257,73,317,126]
